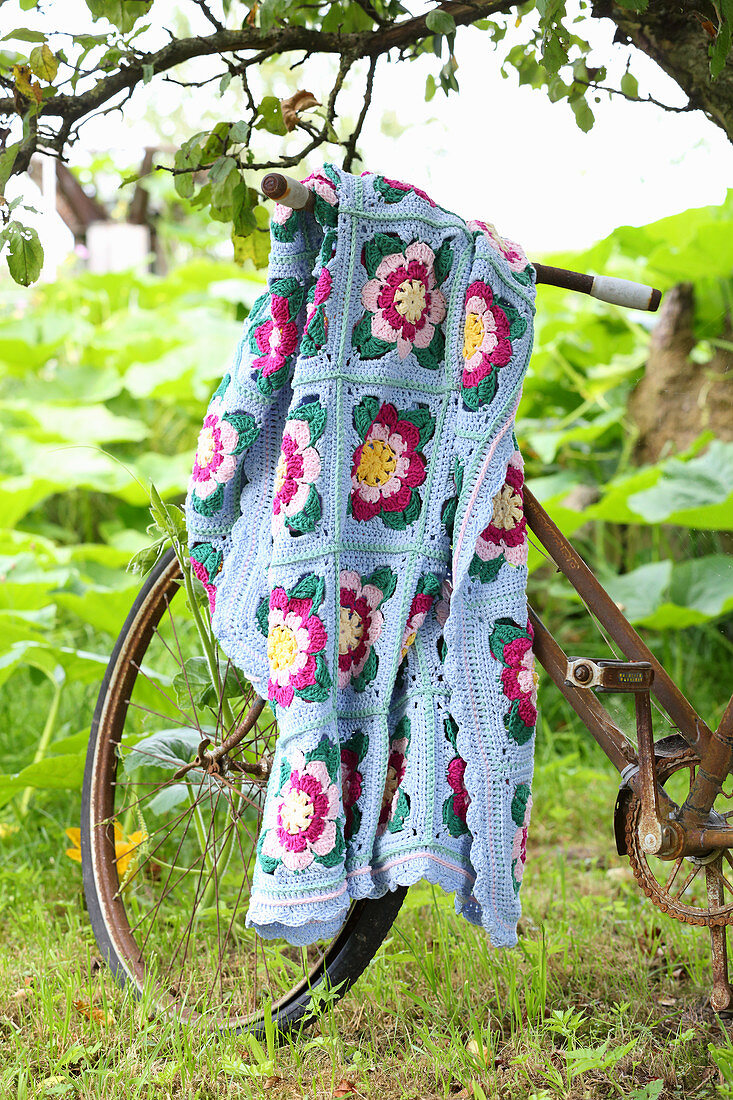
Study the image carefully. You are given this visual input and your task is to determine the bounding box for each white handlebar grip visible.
[262,174,311,210]
[590,276,661,311]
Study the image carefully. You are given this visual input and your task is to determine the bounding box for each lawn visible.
[1,710,731,1099]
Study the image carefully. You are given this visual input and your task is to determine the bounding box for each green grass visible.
[0,740,730,1100]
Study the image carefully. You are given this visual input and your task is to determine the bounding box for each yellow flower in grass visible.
[65,823,147,882]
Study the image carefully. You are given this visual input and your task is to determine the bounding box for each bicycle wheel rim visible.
[81,547,406,1035]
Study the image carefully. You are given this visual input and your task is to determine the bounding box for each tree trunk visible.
[598,1,733,142]
[628,283,733,463]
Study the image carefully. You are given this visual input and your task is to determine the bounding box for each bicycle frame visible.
[525,486,733,817]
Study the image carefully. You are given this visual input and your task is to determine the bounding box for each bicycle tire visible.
[81,547,406,1037]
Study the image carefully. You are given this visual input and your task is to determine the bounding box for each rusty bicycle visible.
[79,174,733,1037]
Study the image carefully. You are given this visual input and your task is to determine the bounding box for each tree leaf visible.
[29,43,58,82]
[5,222,44,286]
[425,10,455,36]
[84,0,154,33]
[255,95,287,136]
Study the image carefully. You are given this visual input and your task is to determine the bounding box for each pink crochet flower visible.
[252,292,299,379]
[468,220,529,273]
[341,746,363,839]
[361,242,446,361]
[400,591,436,660]
[272,419,322,534]
[260,751,340,871]
[511,792,533,887]
[351,402,427,523]
[266,587,328,708]
[462,280,512,391]
[370,174,437,207]
[189,397,239,502]
[303,169,339,209]
[191,558,217,614]
[474,455,527,568]
[338,570,386,688]
[501,638,538,728]
[377,734,408,835]
[447,756,469,824]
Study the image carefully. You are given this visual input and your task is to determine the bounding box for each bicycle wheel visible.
[81,547,406,1036]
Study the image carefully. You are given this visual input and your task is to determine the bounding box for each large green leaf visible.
[603,556,733,629]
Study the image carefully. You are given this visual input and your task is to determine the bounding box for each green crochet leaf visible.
[363,565,397,604]
[270,276,305,318]
[189,542,222,579]
[255,360,290,397]
[319,227,338,265]
[489,617,528,662]
[499,299,528,342]
[433,239,453,286]
[343,728,369,762]
[191,482,224,516]
[277,756,291,793]
[301,305,327,358]
[400,406,435,448]
[511,782,531,827]
[352,314,394,361]
[306,735,340,781]
[373,176,407,204]
[211,373,231,401]
[462,370,498,411]
[296,651,331,701]
[255,595,270,636]
[505,702,534,745]
[292,399,326,443]
[347,803,362,840]
[418,572,442,598]
[413,325,444,371]
[285,484,321,534]
[363,232,403,279]
[512,266,534,287]
[353,395,381,440]
[271,211,299,242]
[442,795,469,838]
[224,411,260,455]
[441,494,457,537]
[387,789,410,834]
[394,714,411,745]
[246,292,270,342]
[316,825,345,867]
[257,833,278,875]
[468,553,504,585]
[381,490,421,530]
[288,573,325,607]
[352,646,378,693]
[444,713,458,751]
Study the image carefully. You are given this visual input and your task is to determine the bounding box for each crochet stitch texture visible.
[185,164,537,946]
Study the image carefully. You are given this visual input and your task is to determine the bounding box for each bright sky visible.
[4,1,732,273]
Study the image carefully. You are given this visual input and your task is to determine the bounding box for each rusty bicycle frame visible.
[260,171,733,1011]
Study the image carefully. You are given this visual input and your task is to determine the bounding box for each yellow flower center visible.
[357,439,397,487]
[463,312,484,362]
[393,278,427,323]
[196,426,216,468]
[280,788,314,835]
[383,765,400,804]
[267,624,298,671]
[339,607,364,654]
[491,485,523,530]
[274,452,288,495]
[400,631,417,660]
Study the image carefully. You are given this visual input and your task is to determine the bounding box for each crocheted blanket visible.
[185,165,537,947]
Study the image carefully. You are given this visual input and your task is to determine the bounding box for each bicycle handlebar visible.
[260,172,662,313]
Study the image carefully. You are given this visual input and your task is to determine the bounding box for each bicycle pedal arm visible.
[566,657,654,693]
